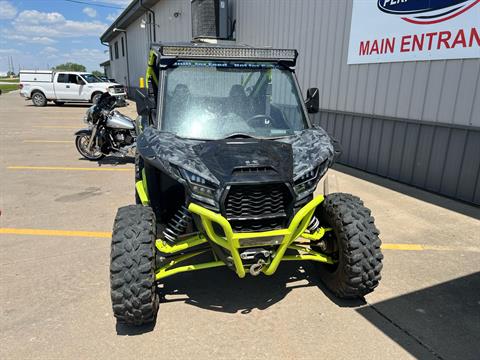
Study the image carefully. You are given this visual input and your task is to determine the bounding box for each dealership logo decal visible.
[378,0,480,24]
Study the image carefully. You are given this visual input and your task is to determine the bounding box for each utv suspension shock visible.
[307,215,329,252]
[307,215,320,232]
[162,206,192,242]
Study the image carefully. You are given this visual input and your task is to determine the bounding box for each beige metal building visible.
[100,0,480,205]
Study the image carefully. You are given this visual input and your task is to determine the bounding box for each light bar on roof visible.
[160,45,297,63]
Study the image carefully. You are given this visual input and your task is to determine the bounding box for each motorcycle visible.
[75,92,136,161]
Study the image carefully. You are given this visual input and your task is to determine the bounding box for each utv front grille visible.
[224,184,292,232]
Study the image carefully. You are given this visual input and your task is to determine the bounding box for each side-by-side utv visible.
[110,43,383,325]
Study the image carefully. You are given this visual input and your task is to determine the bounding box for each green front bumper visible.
[154,195,333,280]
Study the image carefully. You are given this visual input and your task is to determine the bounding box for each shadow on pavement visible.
[115,263,369,335]
[333,164,480,220]
[116,320,156,336]
[357,272,480,360]
[98,156,134,166]
[77,156,134,166]
[26,103,92,108]
[160,262,365,313]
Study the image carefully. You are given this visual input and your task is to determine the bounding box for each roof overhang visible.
[100,0,158,43]
[100,60,111,67]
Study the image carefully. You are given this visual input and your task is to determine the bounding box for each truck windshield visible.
[82,74,102,83]
[161,61,308,140]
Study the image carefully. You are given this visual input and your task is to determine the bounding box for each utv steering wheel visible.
[246,114,275,128]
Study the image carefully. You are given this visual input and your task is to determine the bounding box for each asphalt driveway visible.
[1,91,479,359]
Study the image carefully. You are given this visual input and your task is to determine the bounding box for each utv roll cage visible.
[143,42,298,109]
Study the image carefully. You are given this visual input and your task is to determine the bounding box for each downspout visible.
[140,0,156,42]
[124,33,131,96]
[100,40,109,76]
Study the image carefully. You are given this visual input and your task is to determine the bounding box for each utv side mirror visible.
[305,88,319,113]
[135,89,155,117]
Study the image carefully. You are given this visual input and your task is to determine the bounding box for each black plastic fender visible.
[74,128,92,136]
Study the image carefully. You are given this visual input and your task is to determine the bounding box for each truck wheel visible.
[92,92,102,104]
[32,91,47,106]
[110,205,159,325]
[313,193,383,298]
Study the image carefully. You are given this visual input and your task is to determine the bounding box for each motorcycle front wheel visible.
[75,134,105,161]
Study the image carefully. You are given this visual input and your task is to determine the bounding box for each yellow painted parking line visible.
[0,228,111,238]
[422,244,480,253]
[23,140,72,143]
[0,228,478,253]
[7,166,132,172]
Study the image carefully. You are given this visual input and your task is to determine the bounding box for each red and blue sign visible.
[377,0,480,24]
[348,0,480,64]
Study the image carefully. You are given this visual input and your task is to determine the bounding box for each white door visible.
[77,75,92,100]
[55,74,83,100]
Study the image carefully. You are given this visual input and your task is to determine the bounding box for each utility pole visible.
[9,56,15,75]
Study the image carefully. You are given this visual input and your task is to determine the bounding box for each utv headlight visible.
[293,160,329,199]
[181,169,217,202]
[294,167,319,198]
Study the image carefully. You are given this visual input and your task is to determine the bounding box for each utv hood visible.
[137,126,335,185]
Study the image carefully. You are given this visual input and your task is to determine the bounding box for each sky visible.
[0,0,132,73]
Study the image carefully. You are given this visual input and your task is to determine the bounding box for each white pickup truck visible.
[19,70,127,106]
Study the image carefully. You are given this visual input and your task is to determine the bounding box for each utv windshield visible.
[161,61,308,140]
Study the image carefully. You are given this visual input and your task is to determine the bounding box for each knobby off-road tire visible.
[314,193,383,298]
[110,205,159,325]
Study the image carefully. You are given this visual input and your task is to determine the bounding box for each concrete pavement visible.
[1,91,479,359]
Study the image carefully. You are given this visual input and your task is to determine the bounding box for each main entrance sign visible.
[348,0,480,64]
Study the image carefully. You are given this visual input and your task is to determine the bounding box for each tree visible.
[52,62,86,72]
[92,70,104,77]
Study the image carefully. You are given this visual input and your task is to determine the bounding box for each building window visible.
[121,37,125,57]
[114,41,119,59]
[109,45,113,61]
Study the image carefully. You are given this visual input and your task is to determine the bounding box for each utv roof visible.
[151,42,298,67]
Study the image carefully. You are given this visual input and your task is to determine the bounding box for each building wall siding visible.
[235,0,479,127]
[109,33,128,86]
[151,0,192,42]
[125,14,150,91]
[236,0,480,204]
[118,0,191,95]
[316,111,480,204]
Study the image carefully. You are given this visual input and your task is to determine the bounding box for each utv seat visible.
[166,84,192,121]
[227,84,253,120]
